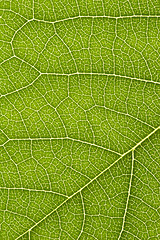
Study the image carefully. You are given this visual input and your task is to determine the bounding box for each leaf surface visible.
[0,0,160,239]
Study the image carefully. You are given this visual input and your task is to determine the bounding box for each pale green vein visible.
[118,150,134,239]
[0,187,68,197]
[15,126,160,240]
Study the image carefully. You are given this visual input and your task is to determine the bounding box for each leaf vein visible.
[15,126,159,239]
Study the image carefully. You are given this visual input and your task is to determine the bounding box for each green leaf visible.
[0,0,160,239]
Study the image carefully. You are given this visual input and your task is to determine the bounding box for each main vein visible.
[15,126,159,239]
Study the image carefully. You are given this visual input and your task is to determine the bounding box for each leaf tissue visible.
[0,0,160,239]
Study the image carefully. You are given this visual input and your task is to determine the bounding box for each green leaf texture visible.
[0,0,160,239]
